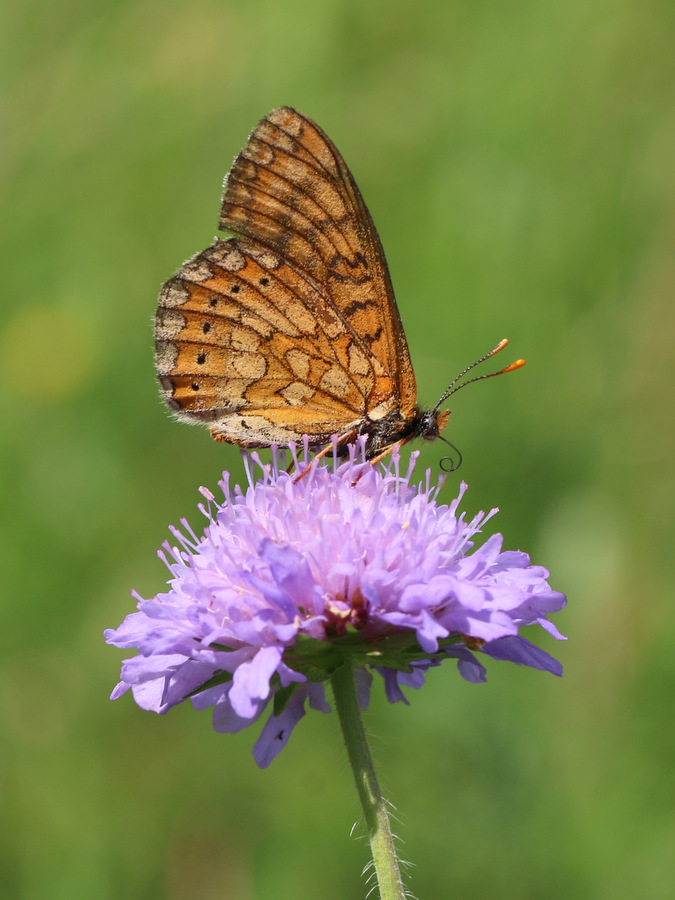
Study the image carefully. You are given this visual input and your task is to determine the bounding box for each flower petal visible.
[107,445,566,765]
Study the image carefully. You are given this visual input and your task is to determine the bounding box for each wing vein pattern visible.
[155,107,419,449]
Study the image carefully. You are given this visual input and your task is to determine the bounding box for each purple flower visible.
[105,442,566,767]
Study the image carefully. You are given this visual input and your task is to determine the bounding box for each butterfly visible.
[155,107,523,463]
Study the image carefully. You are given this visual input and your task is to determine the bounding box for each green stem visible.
[330,661,406,900]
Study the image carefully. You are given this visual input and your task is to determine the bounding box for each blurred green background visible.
[2,0,674,897]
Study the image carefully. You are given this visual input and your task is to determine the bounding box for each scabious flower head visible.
[106,441,566,767]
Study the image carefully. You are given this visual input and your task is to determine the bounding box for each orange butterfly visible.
[155,107,523,462]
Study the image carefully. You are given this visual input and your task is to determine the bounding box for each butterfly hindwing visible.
[156,237,392,445]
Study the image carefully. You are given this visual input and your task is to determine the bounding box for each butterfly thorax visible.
[358,407,450,458]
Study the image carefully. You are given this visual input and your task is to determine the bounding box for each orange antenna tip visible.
[499,358,526,374]
[490,338,509,355]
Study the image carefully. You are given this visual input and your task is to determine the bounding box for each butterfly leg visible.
[292,430,357,482]
[367,438,409,467]
[348,437,410,486]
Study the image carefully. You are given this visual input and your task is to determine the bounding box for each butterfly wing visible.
[155,107,417,447]
[220,107,417,420]
[156,238,384,446]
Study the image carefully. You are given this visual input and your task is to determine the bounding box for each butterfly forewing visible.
[155,107,419,450]
[219,108,417,414]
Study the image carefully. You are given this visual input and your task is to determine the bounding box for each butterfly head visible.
[413,407,461,471]
[418,407,450,442]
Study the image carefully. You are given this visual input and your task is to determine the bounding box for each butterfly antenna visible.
[431,339,525,413]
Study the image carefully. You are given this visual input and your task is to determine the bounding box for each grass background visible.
[2,0,674,897]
